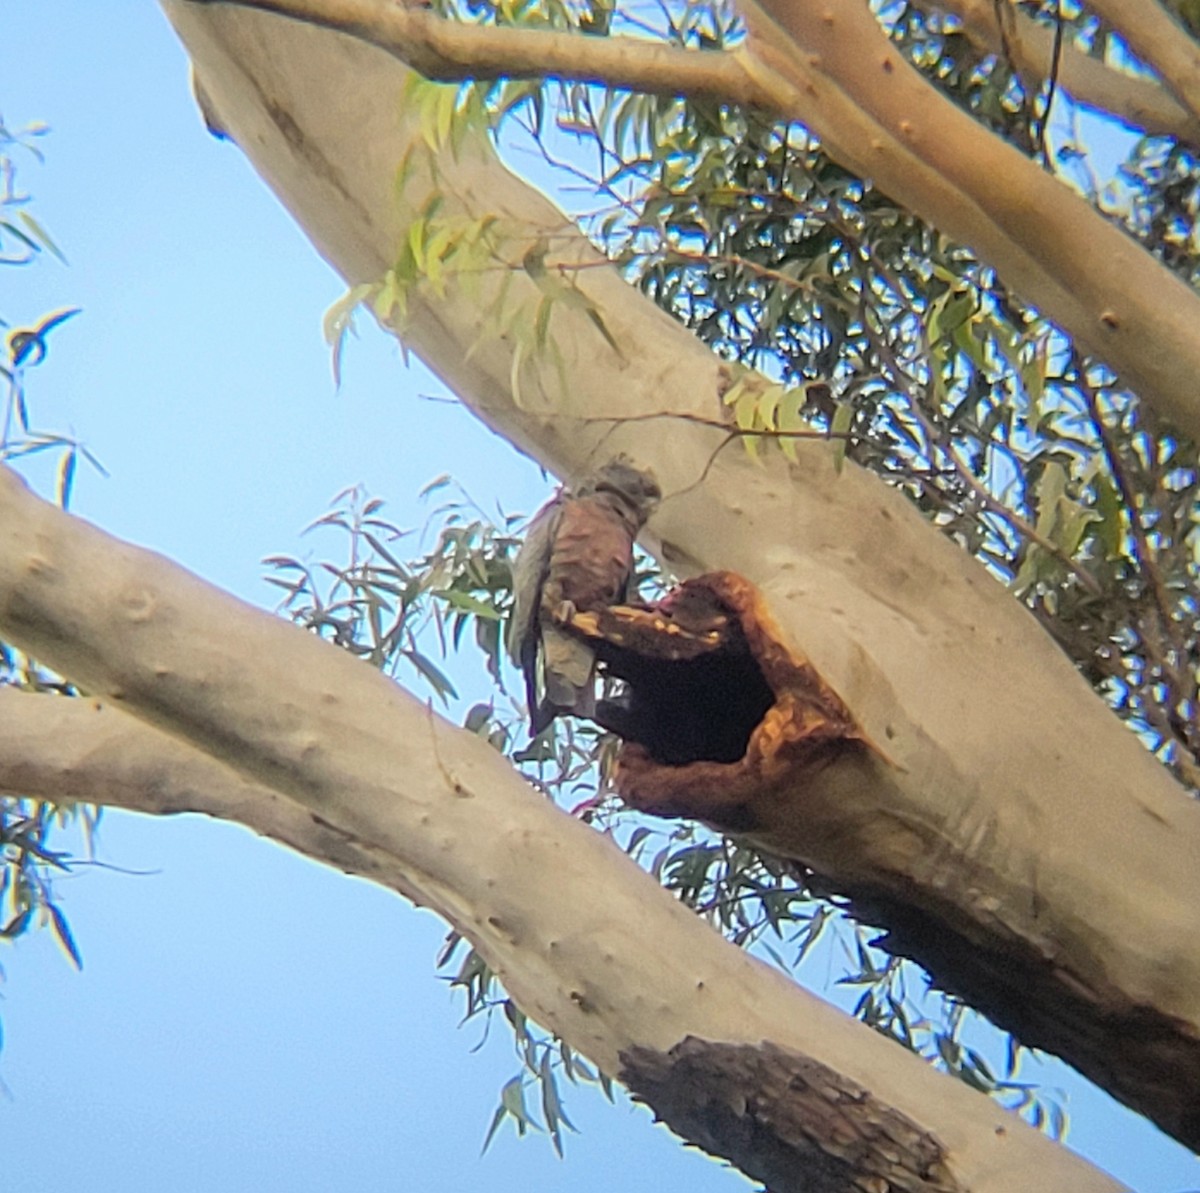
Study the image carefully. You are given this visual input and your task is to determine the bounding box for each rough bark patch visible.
[839,882,1200,1152]
[620,1036,962,1193]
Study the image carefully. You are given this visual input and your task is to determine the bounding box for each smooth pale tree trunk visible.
[149,2,1200,1151]
[0,464,1128,1193]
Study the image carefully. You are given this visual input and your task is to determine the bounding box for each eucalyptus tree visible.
[3,3,1199,1189]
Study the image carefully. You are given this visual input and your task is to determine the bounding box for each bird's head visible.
[587,456,661,526]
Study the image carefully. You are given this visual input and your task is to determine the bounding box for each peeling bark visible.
[565,572,871,807]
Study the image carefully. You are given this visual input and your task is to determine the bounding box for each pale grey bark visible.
[1,0,1196,1175]
[0,470,1126,1191]
[153,1,1200,1149]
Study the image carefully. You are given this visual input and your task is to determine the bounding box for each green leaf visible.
[1022,335,1049,412]
[464,702,493,733]
[1,907,33,939]
[1055,500,1100,559]
[1011,544,1045,600]
[408,217,427,275]
[584,305,622,357]
[510,338,528,409]
[403,649,459,701]
[522,238,549,283]
[48,902,83,969]
[830,401,854,475]
[731,382,759,432]
[435,589,502,619]
[480,1104,509,1155]
[322,284,371,345]
[436,83,457,151]
[936,1034,961,1069]
[790,904,830,965]
[19,211,68,264]
[777,385,812,464]
[501,1076,533,1133]
[940,290,975,341]
[1033,461,1068,539]
[1,219,41,255]
[1092,474,1124,560]
[534,295,553,351]
[539,1049,576,1157]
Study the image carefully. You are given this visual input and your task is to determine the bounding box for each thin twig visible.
[1034,0,1065,169]
[887,321,1105,596]
[992,0,1039,158]
[1073,356,1188,693]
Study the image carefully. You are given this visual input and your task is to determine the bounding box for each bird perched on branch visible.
[508,457,661,736]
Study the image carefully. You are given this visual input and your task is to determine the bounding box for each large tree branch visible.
[143,1,1200,1148]
[201,0,1200,143]
[1086,0,1200,126]
[0,688,436,910]
[743,0,1200,439]
[924,0,1200,142]
[189,0,763,101]
[193,0,1200,441]
[0,474,1126,1193]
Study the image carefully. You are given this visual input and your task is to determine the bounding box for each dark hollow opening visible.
[588,608,776,767]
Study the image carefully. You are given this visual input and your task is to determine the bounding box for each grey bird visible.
[508,457,661,735]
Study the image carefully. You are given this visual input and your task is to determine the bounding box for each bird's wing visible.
[508,495,562,667]
[509,462,657,736]
[508,496,566,730]
[539,624,596,717]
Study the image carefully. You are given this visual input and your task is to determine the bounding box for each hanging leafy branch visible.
[0,114,104,1003]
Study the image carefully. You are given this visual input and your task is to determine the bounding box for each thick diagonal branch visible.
[1085,0,1200,126]
[201,0,1200,142]
[0,469,1124,1192]
[188,0,763,102]
[924,0,1200,142]
[743,0,1200,439]
[0,687,422,897]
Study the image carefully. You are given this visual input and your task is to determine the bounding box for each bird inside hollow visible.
[508,458,661,736]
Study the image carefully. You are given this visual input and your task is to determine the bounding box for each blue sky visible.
[1,4,1197,1191]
